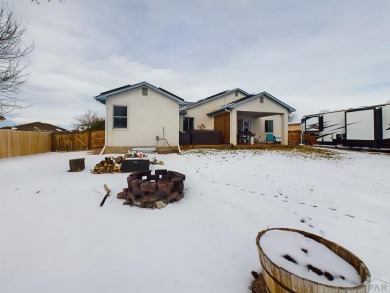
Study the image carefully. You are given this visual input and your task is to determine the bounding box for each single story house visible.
[94,81,186,148]
[94,82,295,148]
[180,90,296,145]
[0,122,68,132]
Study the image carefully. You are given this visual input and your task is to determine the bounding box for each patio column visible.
[281,112,288,145]
[230,110,237,145]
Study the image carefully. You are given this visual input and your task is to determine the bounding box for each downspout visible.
[100,100,109,155]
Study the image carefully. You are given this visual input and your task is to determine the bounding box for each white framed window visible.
[238,119,251,131]
[183,117,194,132]
[260,96,264,103]
[265,120,273,132]
[113,105,127,128]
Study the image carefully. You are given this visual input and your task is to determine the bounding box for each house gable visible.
[181,89,248,131]
[207,92,296,116]
[183,88,249,111]
[102,84,181,147]
[94,81,186,106]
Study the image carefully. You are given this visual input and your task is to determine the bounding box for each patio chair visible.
[265,133,275,143]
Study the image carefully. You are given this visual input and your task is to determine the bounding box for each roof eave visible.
[94,81,186,105]
[185,88,250,111]
[207,106,233,116]
[229,92,296,113]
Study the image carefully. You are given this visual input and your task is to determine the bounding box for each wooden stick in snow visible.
[100,184,111,207]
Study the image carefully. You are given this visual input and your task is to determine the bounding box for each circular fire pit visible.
[117,169,186,208]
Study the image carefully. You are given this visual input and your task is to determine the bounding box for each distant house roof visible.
[182,88,250,111]
[207,92,296,116]
[94,81,186,106]
[0,122,68,132]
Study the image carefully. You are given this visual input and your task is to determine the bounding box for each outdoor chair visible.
[265,133,275,143]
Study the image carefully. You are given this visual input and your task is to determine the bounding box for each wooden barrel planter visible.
[69,158,85,172]
[256,228,371,293]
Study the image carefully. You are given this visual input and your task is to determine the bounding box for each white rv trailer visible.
[301,110,345,145]
[382,104,390,141]
[345,103,390,147]
[301,102,390,147]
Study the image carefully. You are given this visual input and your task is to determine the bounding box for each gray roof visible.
[183,88,250,110]
[94,81,186,106]
[207,92,296,116]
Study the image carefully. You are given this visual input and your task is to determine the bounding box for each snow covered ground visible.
[0,148,389,293]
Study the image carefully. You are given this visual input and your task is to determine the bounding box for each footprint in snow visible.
[300,217,314,228]
[365,219,378,224]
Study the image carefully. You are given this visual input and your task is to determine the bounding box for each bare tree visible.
[74,110,105,131]
[288,112,299,123]
[0,4,33,115]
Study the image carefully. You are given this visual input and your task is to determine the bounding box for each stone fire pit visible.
[117,169,186,208]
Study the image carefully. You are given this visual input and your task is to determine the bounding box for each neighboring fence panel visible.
[51,130,105,151]
[288,131,317,145]
[0,130,51,159]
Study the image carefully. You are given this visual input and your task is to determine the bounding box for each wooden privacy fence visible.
[0,130,51,159]
[51,130,105,151]
[288,131,317,145]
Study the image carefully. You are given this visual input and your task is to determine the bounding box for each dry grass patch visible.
[181,145,340,160]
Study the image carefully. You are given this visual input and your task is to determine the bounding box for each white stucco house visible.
[94,81,186,149]
[180,89,296,145]
[94,82,295,149]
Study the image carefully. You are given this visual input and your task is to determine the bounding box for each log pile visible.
[91,156,123,174]
[90,154,164,174]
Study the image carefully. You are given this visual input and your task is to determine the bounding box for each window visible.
[183,117,194,132]
[265,120,273,132]
[260,96,264,103]
[113,106,127,128]
[243,119,251,131]
[142,87,148,96]
[237,119,251,131]
[235,91,238,96]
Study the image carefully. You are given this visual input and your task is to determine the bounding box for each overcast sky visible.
[2,0,390,129]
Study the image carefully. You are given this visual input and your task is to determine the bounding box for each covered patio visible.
[209,98,292,145]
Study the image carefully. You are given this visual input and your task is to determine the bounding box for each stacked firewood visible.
[91,153,164,174]
[90,156,123,174]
